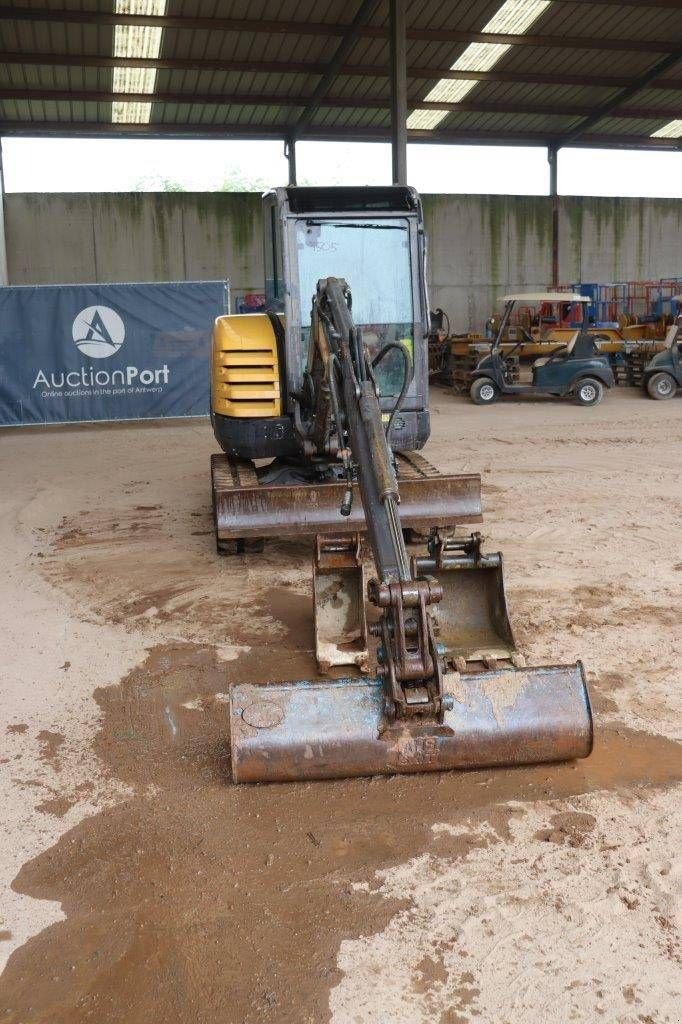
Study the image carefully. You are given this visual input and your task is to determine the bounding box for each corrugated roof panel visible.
[409,0,503,32]
[595,114,676,137]
[633,86,682,113]
[0,0,679,147]
[444,108,577,132]
[458,80,620,109]
[497,43,664,80]
[535,0,682,42]
[0,12,114,56]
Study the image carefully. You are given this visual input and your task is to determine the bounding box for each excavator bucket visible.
[229,532,593,784]
[313,534,369,674]
[229,664,593,783]
[413,538,518,667]
[432,560,515,664]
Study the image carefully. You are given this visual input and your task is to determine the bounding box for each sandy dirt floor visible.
[0,388,680,1023]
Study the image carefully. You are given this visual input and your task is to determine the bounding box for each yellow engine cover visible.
[211,313,282,418]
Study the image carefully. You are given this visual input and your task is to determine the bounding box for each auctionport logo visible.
[72,305,125,359]
[32,303,170,397]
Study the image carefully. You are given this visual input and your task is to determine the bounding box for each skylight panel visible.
[407,1,552,131]
[112,1,167,125]
[651,120,682,139]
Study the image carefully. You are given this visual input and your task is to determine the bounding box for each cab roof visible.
[282,186,420,214]
[501,292,589,303]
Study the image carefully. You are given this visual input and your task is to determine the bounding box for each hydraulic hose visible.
[372,341,413,440]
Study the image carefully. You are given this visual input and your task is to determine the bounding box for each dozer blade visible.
[313,534,369,674]
[229,664,593,783]
[211,452,482,545]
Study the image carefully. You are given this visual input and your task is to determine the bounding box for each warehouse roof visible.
[0,1,681,150]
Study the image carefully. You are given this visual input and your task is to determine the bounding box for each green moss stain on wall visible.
[564,198,584,251]
[421,195,450,287]
[150,194,172,279]
[611,199,627,275]
[562,198,584,282]
[188,193,262,281]
[95,195,146,279]
[562,197,681,284]
[97,192,145,224]
[636,198,646,278]
[191,194,229,271]
[512,196,551,283]
[579,197,629,279]
[482,196,504,288]
[192,193,225,239]
[229,193,261,270]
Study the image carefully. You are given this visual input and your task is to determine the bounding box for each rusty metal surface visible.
[413,534,517,668]
[429,556,517,665]
[211,453,482,542]
[229,664,593,783]
[313,534,368,673]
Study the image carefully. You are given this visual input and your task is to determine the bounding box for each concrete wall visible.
[5,192,264,298]
[5,192,682,332]
[423,195,553,331]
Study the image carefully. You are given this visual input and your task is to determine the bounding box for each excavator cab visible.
[212,186,430,461]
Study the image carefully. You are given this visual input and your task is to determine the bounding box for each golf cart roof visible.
[501,292,588,304]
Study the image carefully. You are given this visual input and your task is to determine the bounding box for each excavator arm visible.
[303,277,446,720]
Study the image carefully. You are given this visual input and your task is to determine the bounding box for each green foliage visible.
[133,174,186,192]
[218,166,271,192]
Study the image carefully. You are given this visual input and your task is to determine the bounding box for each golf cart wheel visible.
[573,377,604,407]
[646,372,676,401]
[470,378,498,405]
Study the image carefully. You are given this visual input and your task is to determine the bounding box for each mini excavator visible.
[210,186,593,783]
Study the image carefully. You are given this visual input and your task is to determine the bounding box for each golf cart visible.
[642,298,682,400]
[470,293,615,407]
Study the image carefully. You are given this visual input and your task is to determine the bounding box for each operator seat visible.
[532,330,580,368]
[664,323,679,349]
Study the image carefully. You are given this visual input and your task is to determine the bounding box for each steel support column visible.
[0,140,8,285]
[548,144,559,288]
[285,134,297,185]
[389,0,407,185]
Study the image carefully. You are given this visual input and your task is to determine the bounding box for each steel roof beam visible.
[1,87,678,122]
[0,7,675,54]
[2,51,681,92]
[559,49,682,143]
[294,0,381,134]
[554,0,682,7]
[1,120,679,151]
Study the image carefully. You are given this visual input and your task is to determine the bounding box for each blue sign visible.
[0,280,228,426]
